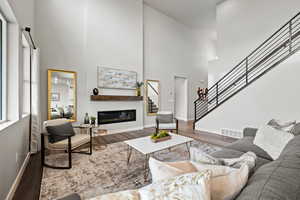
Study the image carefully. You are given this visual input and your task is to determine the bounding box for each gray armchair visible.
[41,119,92,169]
[156,111,179,133]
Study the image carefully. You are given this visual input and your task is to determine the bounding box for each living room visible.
[1,0,300,200]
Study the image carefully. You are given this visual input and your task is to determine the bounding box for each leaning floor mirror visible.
[48,69,77,121]
[145,80,160,116]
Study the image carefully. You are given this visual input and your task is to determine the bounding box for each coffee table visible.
[124,133,194,181]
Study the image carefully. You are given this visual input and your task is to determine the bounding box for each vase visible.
[93,88,99,95]
[84,113,90,124]
[136,88,141,96]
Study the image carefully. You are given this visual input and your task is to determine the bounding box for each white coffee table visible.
[124,133,194,180]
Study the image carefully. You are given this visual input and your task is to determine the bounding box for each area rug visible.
[40,140,221,200]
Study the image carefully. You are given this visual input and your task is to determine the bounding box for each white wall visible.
[209,0,300,84]
[35,0,144,133]
[143,5,208,126]
[0,117,30,200]
[197,51,300,134]
[197,0,300,134]
[35,1,210,130]
[0,0,34,198]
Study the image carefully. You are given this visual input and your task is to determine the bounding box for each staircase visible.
[148,97,159,113]
[194,12,300,128]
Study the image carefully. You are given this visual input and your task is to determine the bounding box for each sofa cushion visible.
[226,137,273,161]
[290,123,300,136]
[243,128,258,137]
[236,157,300,200]
[279,135,300,159]
[148,158,197,182]
[211,148,270,172]
[139,171,211,200]
[254,125,294,160]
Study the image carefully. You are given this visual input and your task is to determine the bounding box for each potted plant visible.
[136,81,144,96]
[90,116,96,125]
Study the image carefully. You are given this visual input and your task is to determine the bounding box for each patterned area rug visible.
[40,140,221,200]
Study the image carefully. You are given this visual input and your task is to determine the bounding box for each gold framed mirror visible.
[48,69,77,121]
[145,80,160,116]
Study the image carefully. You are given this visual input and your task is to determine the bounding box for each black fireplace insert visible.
[98,110,136,125]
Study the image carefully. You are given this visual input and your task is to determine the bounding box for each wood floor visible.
[12,121,236,200]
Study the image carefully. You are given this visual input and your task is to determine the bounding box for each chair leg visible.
[89,141,93,155]
[90,128,93,155]
[68,137,72,169]
[41,134,45,167]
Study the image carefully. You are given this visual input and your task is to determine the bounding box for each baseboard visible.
[195,127,222,136]
[107,126,144,135]
[176,117,187,121]
[5,152,31,200]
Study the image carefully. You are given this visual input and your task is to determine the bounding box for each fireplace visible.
[98,110,136,125]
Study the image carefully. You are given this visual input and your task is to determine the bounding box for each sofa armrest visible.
[243,127,258,137]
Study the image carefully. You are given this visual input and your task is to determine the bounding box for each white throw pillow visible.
[191,162,249,200]
[139,170,211,200]
[148,157,197,182]
[267,119,296,132]
[254,125,294,160]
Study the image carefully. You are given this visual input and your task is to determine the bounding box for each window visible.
[22,34,31,115]
[0,12,7,121]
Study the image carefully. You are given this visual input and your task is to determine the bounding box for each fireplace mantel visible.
[90,95,143,101]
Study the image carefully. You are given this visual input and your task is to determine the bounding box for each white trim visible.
[106,126,144,135]
[195,127,222,136]
[5,153,31,200]
[0,10,7,121]
[175,116,189,121]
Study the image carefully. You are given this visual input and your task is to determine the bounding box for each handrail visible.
[194,11,300,127]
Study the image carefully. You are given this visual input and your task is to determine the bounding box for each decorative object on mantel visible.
[84,113,90,124]
[151,130,171,143]
[98,67,137,90]
[90,116,96,125]
[93,88,99,95]
[197,87,208,101]
[135,81,144,96]
[90,95,143,101]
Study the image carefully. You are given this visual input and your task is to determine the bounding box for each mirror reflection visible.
[146,80,160,116]
[48,69,77,121]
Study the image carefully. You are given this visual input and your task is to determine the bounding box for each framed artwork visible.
[98,67,137,90]
[51,93,60,101]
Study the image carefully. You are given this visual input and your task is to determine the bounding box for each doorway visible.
[174,76,188,121]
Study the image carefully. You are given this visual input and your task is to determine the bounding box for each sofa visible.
[212,127,300,200]
[59,127,300,200]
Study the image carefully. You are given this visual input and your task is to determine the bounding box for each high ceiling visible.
[144,0,223,30]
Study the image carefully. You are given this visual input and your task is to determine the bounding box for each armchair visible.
[156,111,179,133]
[41,119,92,169]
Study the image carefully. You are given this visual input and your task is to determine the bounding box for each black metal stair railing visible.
[194,12,300,126]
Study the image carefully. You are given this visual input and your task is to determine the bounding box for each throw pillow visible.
[89,190,140,200]
[148,157,197,182]
[139,170,211,200]
[190,147,224,165]
[267,119,296,132]
[46,122,75,143]
[191,162,249,200]
[254,125,294,160]
[290,122,300,136]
